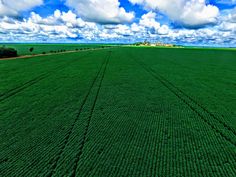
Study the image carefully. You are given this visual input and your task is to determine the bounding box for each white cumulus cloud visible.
[65,0,135,24]
[129,0,219,27]
[139,12,169,35]
[218,8,236,33]
[0,10,97,41]
[139,12,160,30]
[0,0,43,16]
[158,25,169,35]
[0,8,235,46]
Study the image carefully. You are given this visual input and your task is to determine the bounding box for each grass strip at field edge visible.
[0,47,116,61]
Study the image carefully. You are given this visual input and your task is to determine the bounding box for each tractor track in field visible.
[48,51,111,177]
[162,57,236,120]
[132,56,236,147]
[0,53,91,102]
[71,51,110,177]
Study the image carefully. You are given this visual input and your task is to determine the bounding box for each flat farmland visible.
[0,44,108,56]
[0,46,236,176]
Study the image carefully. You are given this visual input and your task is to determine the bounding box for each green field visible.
[0,44,108,56]
[0,46,236,176]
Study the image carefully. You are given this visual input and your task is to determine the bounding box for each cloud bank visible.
[65,0,135,24]
[129,0,219,27]
[0,0,235,46]
[0,0,43,16]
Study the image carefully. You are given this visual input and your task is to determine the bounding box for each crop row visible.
[0,51,109,176]
[132,55,236,147]
[1,47,235,176]
[67,49,235,176]
[83,49,235,176]
[47,52,110,177]
[0,53,92,102]
[70,84,235,176]
[154,54,236,130]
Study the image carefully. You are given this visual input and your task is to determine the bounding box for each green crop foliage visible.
[0,46,236,176]
[0,44,110,56]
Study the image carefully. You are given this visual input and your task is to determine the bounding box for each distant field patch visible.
[0,44,111,56]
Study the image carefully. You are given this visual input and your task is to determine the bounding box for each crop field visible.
[0,44,108,56]
[0,46,236,176]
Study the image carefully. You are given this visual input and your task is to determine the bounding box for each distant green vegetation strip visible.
[129,45,236,51]
[0,47,236,176]
[0,44,113,56]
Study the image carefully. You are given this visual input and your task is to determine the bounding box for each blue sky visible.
[0,0,235,46]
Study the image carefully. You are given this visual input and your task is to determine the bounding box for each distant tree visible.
[0,47,17,58]
[29,47,34,53]
[42,52,46,54]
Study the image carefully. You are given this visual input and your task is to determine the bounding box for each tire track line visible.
[156,69,236,135]
[48,52,110,177]
[132,56,236,147]
[0,74,47,102]
[70,52,110,177]
[0,53,90,102]
[160,57,236,131]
